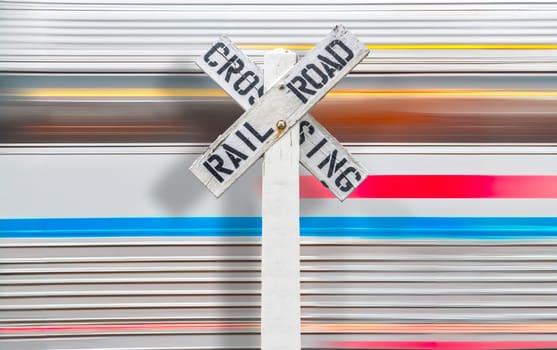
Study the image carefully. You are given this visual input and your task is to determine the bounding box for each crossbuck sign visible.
[190,25,369,200]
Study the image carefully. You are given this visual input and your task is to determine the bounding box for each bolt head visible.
[276,120,287,130]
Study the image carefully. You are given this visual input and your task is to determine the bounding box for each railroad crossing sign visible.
[190,25,369,200]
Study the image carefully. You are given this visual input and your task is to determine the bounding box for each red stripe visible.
[301,175,557,198]
[327,341,557,350]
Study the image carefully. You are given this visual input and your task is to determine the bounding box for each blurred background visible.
[2,1,557,350]
[1,0,557,144]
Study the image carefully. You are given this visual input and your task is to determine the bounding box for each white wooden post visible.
[261,49,301,350]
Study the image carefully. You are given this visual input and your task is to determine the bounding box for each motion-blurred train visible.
[2,1,557,350]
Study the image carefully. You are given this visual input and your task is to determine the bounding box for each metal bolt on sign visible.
[276,120,287,130]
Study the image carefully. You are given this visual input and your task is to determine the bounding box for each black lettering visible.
[244,122,273,143]
[218,56,245,83]
[286,81,307,103]
[204,42,229,67]
[301,64,328,89]
[317,149,347,178]
[248,86,264,105]
[320,61,338,79]
[203,154,232,183]
[317,54,343,70]
[235,130,256,151]
[216,54,238,75]
[299,120,315,145]
[327,39,354,65]
[286,76,316,104]
[222,144,247,169]
[325,44,345,66]
[306,138,327,158]
[335,167,362,192]
[234,71,260,95]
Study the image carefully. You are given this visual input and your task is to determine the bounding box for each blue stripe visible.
[1,217,557,239]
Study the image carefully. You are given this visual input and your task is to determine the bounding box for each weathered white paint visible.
[190,25,369,197]
[196,36,368,200]
[261,49,301,350]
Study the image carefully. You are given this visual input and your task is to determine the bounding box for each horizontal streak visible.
[301,175,557,199]
[308,324,557,333]
[0,217,260,238]
[0,323,258,334]
[327,341,557,350]
[9,88,557,98]
[239,44,557,50]
[330,90,557,97]
[1,217,557,239]
[3,323,557,334]
[12,88,228,98]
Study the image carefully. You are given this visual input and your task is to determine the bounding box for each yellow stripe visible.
[239,43,557,50]
[12,88,557,98]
